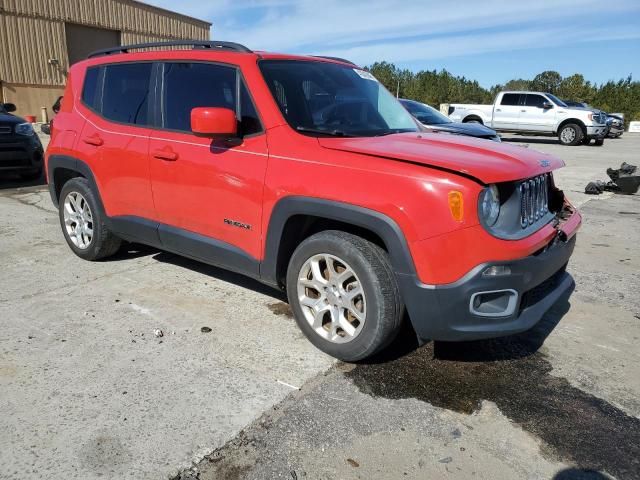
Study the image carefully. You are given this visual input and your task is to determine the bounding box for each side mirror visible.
[52,96,62,114]
[542,101,553,110]
[1,103,17,113]
[41,123,51,135]
[191,107,237,136]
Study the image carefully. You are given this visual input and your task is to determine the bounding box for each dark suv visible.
[0,103,44,179]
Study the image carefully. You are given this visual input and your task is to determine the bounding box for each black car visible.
[0,103,44,179]
[399,99,500,142]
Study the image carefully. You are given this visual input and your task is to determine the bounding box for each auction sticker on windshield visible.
[354,69,378,81]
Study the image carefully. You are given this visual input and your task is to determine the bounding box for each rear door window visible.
[500,93,521,106]
[101,62,152,125]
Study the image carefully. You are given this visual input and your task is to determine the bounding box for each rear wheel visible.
[558,123,584,146]
[58,178,121,260]
[286,231,403,362]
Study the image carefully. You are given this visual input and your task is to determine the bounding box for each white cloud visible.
[144,0,640,65]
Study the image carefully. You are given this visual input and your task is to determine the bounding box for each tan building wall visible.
[0,0,210,116]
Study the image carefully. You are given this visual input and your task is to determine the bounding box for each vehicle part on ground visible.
[585,163,639,195]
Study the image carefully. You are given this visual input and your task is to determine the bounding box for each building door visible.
[65,23,120,65]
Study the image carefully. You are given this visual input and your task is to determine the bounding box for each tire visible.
[58,177,121,261]
[594,138,604,146]
[286,230,403,362]
[558,123,584,146]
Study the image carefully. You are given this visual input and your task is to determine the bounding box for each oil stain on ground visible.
[345,315,640,479]
[267,302,294,319]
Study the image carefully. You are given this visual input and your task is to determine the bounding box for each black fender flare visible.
[260,196,417,285]
[47,155,103,212]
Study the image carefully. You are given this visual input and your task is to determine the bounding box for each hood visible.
[0,111,23,125]
[318,132,563,184]
[428,122,497,138]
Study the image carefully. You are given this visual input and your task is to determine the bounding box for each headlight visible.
[479,184,500,226]
[15,122,35,136]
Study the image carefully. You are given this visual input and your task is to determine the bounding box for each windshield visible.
[546,94,568,107]
[259,60,419,137]
[400,99,452,125]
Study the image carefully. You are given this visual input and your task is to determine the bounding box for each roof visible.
[500,91,550,95]
[84,43,359,67]
[127,0,212,27]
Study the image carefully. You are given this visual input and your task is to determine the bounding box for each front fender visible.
[260,196,417,285]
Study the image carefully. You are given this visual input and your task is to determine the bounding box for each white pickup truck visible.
[448,91,609,146]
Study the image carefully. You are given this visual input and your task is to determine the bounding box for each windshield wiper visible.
[374,129,417,137]
[296,126,354,137]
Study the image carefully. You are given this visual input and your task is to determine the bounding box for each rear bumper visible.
[399,210,580,341]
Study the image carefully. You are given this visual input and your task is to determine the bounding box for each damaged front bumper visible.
[397,205,581,342]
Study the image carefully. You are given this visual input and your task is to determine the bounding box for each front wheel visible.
[286,231,403,362]
[558,124,584,146]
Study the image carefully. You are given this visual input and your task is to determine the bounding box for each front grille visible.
[0,126,12,134]
[519,174,550,228]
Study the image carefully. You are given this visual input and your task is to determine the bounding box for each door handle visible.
[152,147,178,161]
[496,109,501,112]
[82,134,103,146]
[521,110,526,112]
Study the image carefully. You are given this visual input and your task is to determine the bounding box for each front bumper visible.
[398,211,580,342]
[586,125,607,140]
[0,136,43,173]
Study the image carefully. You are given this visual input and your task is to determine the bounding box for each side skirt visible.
[109,216,260,279]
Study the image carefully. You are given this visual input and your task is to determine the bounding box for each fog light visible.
[482,265,511,276]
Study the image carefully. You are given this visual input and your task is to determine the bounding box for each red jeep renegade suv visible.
[45,41,581,361]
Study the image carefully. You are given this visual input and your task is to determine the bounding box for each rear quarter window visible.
[81,67,100,111]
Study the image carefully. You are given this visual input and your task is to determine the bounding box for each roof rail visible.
[312,56,357,66]
[88,40,252,58]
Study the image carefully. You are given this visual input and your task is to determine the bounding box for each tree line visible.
[367,62,640,124]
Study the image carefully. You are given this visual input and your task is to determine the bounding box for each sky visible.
[145,0,640,88]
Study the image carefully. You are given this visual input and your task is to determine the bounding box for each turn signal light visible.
[448,191,464,221]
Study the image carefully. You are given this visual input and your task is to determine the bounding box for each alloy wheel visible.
[63,191,93,249]
[296,253,366,344]
[561,127,576,143]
